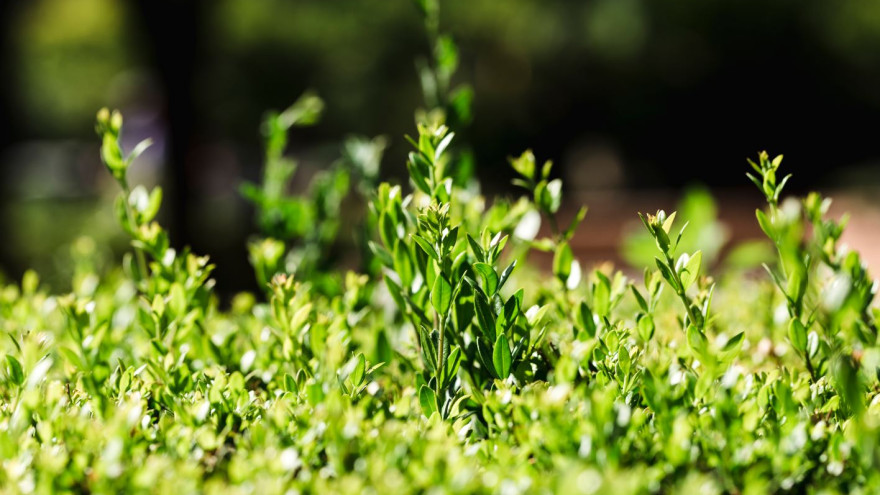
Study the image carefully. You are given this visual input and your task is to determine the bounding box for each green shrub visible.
[2,2,880,493]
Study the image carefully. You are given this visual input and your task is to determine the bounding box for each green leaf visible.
[129,138,154,163]
[419,325,439,373]
[746,172,763,193]
[686,324,708,359]
[474,293,496,342]
[497,260,516,292]
[661,211,677,234]
[351,353,366,387]
[631,286,649,313]
[369,241,393,267]
[534,181,548,211]
[411,235,439,261]
[58,346,86,370]
[442,347,462,388]
[788,319,807,353]
[393,241,413,288]
[618,345,631,375]
[6,355,24,387]
[169,283,187,317]
[543,179,563,214]
[419,385,438,417]
[407,152,433,194]
[577,301,597,338]
[493,334,512,379]
[441,225,459,255]
[775,174,792,202]
[527,304,551,327]
[496,295,519,335]
[762,263,787,295]
[473,263,499,296]
[722,332,744,354]
[512,288,524,309]
[383,273,407,311]
[281,91,324,127]
[450,85,474,124]
[541,160,553,180]
[143,186,163,222]
[655,258,679,292]
[466,234,485,263]
[679,250,702,291]
[509,150,536,180]
[511,335,528,364]
[379,212,399,248]
[592,271,611,317]
[785,256,807,308]
[564,206,588,240]
[284,373,299,393]
[434,132,455,162]
[511,178,531,190]
[637,314,654,342]
[831,355,864,416]
[755,209,774,239]
[101,133,126,177]
[431,274,453,316]
[553,242,574,283]
[476,338,497,378]
[489,233,508,257]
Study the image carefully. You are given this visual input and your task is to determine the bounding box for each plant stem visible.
[548,214,560,239]
[804,352,818,384]
[120,180,149,285]
[436,315,445,393]
[664,253,701,330]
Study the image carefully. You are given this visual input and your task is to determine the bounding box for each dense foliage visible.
[3,3,880,494]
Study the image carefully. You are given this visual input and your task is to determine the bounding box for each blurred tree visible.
[132,0,204,248]
[4,0,880,289]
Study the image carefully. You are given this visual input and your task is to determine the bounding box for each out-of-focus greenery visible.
[6,0,880,290]
[3,0,880,489]
[10,0,136,134]
[10,0,880,144]
[240,91,388,295]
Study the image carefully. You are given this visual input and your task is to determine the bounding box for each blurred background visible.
[2,0,880,294]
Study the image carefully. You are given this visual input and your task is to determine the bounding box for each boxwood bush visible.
[2,2,880,493]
